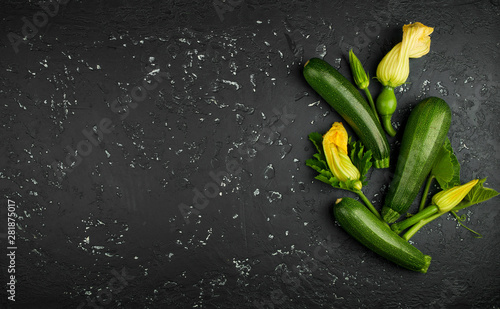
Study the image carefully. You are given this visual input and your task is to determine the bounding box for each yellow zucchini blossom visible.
[432,179,479,213]
[376,22,434,88]
[322,122,362,191]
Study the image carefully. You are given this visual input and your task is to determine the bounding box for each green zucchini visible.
[303,58,390,168]
[334,197,431,273]
[382,97,451,223]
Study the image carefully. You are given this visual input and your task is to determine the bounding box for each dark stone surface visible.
[1,0,499,308]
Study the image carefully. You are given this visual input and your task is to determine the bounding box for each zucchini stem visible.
[356,190,382,221]
[402,212,444,241]
[380,115,396,137]
[363,88,380,123]
[419,175,435,212]
[376,86,398,137]
[391,205,439,234]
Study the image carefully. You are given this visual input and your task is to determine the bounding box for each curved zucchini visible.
[334,197,431,273]
[303,58,390,168]
[382,97,451,223]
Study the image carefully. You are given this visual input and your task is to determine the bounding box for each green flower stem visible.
[355,190,382,221]
[402,212,444,241]
[419,175,435,212]
[391,205,438,234]
[363,88,380,123]
[450,211,482,238]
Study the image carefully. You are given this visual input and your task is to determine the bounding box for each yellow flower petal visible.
[409,35,431,58]
[376,43,409,88]
[322,122,348,155]
[402,22,434,59]
[376,22,433,87]
[432,179,479,213]
[322,122,361,188]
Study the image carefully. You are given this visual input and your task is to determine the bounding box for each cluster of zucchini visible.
[303,58,453,273]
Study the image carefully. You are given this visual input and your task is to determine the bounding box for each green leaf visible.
[453,178,499,211]
[315,174,338,187]
[312,153,326,165]
[308,132,324,155]
[431,138,461,190]
[306,158,325,173]
[348,137,373,184]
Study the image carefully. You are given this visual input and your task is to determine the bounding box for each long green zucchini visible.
[334,197,431,273]
[303,58,390,168]
[382,97,452,223]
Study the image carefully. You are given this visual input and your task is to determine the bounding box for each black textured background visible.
[1,1,500,308]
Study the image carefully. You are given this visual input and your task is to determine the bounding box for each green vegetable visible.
[397,178,499,241]
[382,97,451,223]
[334,197,432,273]
[303,58,390,168]
[376,86,397,137]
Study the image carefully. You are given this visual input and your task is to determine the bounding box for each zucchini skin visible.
[303,58,390,168]
[382,97,452,223]
[334,197,431,273]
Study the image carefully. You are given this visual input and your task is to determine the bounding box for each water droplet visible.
[236,113,244,125]
[316,44,327,59]
[435,81,449,96]
[266,190,282,203]
[263,163,275,180]
[280,142,292,159]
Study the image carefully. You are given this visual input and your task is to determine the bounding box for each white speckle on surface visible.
[316,44,327,58]
[221,79,241,90]
[148,68,161,76]
[232,258,251,277]
[263,164,275,180]
[250,74,256,92]
[266,191,282,203]
[464,76,475,84]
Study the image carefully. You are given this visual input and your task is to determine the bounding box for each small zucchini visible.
[334,197,432,273]
[382,97,452,223]
[303,58,390,168]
